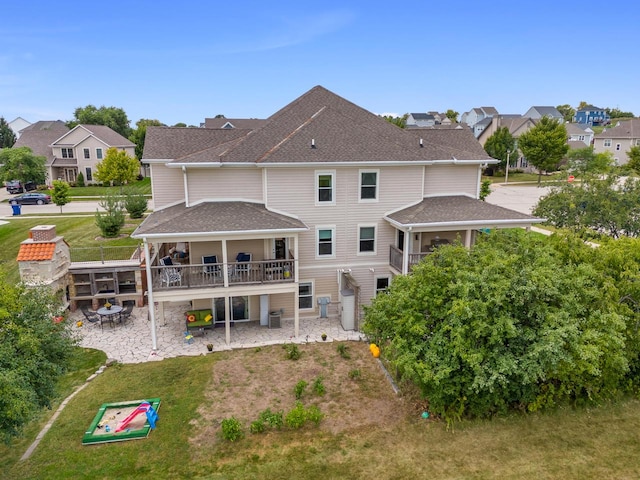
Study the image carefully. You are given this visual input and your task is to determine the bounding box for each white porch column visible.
[222,240,229,287]
[294,290,299,338]
[224,294,231,345]
[464,229,472,248]
[143,240,158,351]
[293,235,299,282]
[402,229,411,274]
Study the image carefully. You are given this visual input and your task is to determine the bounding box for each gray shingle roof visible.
[51,124,135,148]
[386,196,541,227]
[203,118,267,129]
[133,201,308,237]
[14,121,69,164]
[144,86,493,165]
[595,119,640,139]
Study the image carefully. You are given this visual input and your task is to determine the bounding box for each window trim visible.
[299,281,314,311]
[85,167,92,181]
[616,143,621,151]
[96,148,103,159]
[61,147,74,158]
[358,169,379,202]
[316,225,336,258]
[315,170,336,206]
[603,139,612,147]
[375,276,390,296]
[83,148,90,159]
[357,224,377,255]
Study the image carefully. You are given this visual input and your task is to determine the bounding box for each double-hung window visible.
[358,225,376,254]
[299,282,314,310]
[375,277,390,295]
[96,148,103,159]
[603,139,612,147]
[359,170,378,201]
[316,171,335,205]
[61,148,74,158]
[317,226,335,258]
[83,148,90,159]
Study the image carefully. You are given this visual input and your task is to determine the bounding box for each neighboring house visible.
[565,123,594,146]
[203,118,267,129]
[406,113,436,127]
[14,121,70,182]
[573,105,610,126]
[134,85,541,351]
[477,115,539,171]
[49,124,136,183]
[522,106,564,122]
[460,107,498,129]
[8,117,31,139]
[593,119,640,165]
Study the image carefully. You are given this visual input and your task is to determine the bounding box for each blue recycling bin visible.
[11,204,21,216]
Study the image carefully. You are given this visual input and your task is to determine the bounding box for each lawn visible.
[0,216,143,283]
[2,342,640,479]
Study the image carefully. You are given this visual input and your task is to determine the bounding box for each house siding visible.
[424,164,478,197]
[151,165,184,208]
[187,167,263,203]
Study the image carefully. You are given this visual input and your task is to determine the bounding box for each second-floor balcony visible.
[389,245,431,273]
[151,258,296,291]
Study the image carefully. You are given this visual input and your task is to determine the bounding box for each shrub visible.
[306,405,323,425]
[283,343,302,360]
[95,194,125,238]
[123,188,148,219]
[76,171,85,187]
[258,408,283,430]
[221,416,244,442]
[294,380,308,399]
[312,376,326,396]
[249,420,265,434]
[285,402,307,429]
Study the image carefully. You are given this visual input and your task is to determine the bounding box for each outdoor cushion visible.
[185,309,214,331]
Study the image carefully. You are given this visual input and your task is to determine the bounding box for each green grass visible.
[2,345,640,479]
[0,216,143,283]
[7,178,153,200]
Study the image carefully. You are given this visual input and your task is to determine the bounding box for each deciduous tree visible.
[129,119,165,160]
[626,145,640,174]
[0,146,46,186]
[445,109,459,122]
[518,117,569,184]
[483,127,517,170]
[51,180,71,213]
[556,104,575,122]
[94,147,139,191]
[67,105,132,138]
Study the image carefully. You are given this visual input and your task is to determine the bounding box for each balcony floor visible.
[69,302,363,364]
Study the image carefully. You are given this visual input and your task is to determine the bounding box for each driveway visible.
[485,183,552,215]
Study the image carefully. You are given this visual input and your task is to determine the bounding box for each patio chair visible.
[81,306,103,331]
[234,252,252,277]
[159,256,182,286]
[118,301,135,325]
[202,255,220,275]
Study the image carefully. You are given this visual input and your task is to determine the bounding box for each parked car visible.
[6,180,37,194]
[9,193,52,205]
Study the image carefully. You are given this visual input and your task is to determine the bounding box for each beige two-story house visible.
[134,86,541,351]
[49,124,136,183]
[593,119,640,165]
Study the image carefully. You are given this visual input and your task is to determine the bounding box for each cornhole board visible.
[82,398,161,445]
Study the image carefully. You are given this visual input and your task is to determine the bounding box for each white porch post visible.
[402,229,411,274]
[222,240,229,287]
[224,294,231,345]
[294,290,300,338]
[464,229,472,248]
[143,240,158,351]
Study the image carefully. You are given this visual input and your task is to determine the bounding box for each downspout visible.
[182,166,189,207]
[143,239,158,350]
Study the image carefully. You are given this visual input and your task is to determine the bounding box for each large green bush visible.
[364,230,639,421]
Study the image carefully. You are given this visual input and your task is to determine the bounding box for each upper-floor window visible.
[578,135,585,141]
[316,171,335,205]
[61,148,74,158]
[317,226,335,258]
[359,170,378,201]
[358,225,376,254]
[616,143,621,151]
[96,148,103,159]
[375,277,390,295]
[603,139,612,147]
[83,148,90,159]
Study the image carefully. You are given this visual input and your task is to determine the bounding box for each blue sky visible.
[2,1,639,127]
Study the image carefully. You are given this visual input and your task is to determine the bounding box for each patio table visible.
[97,305,124,328]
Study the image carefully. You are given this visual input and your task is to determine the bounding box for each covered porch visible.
[385,195,543,273]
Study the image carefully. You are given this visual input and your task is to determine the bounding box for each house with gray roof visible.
[406,113,436,127]
[14,121,70,169]
[461,107,498,130]
[134,86,541,351]
[593,119,640,165]
[523,106,564,122]
[49,124,136,184]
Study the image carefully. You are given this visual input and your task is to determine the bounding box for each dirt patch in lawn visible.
[189,341,414,446]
